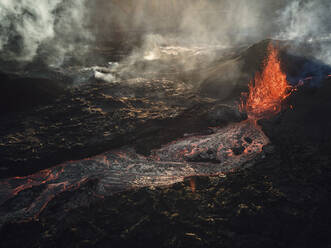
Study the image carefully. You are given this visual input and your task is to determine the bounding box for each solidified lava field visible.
[0,120,268,225]
[0,38,331,248]
[1,2,331,246]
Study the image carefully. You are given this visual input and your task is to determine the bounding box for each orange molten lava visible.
[241,43,293,119]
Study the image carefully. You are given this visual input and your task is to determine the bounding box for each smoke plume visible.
[88,0,288,83]
[1,0,331,72]
[0,0,92,66]
[276,0,331,66]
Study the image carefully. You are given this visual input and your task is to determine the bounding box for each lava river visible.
[0,42,292,225]
[0,120,268,225]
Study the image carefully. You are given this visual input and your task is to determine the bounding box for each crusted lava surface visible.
[1,40,331,248]
[0,78,246,179]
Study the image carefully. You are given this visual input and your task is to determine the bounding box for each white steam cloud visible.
[1,0,331,71]
[0,0,61,59]
[0,0,91,66]
[179,0,268,46]
[93,0,285,83]
[277,0,331,41]
[276,0,331,65]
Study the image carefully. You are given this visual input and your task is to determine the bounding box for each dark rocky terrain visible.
[1,39,331,247]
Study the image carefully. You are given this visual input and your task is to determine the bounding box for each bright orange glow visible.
[190,177,196,193]
[241,43,293,119]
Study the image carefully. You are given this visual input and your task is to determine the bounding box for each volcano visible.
[1,36,331,248]
[240,43,294,119]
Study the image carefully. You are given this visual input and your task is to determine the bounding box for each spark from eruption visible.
[241,43,294,119]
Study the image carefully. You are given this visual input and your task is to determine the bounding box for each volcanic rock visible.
[0,72,66,114]
[1,38,331,248]
[199,39,331,99]
[0,76,247,178]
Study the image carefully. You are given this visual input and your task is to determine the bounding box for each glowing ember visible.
[189,178,196,193]
[241,43,293,119]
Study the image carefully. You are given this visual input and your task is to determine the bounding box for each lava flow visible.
[241,43,294,119]
[2,45,294,226]
[0,120,268,225]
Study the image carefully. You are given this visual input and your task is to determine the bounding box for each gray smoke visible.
[277,0,331,41]
[276,0,331,66]
[1,0,331,71]
[92,0,287,83]
[178,0,270,46]
[0,0,92,66]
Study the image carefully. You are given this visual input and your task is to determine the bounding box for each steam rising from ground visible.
[1,0,331,70]
[276,0,331,65]
[0,0,92,66]
[92,0,285,46]
[87,0,331,86]
[179,0,271,46]
[277,0,331,41]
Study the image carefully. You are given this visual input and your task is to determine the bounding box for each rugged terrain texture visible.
[1,40,331,247]
[0,77,246,179]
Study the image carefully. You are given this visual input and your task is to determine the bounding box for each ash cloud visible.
[0,0,92,67]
